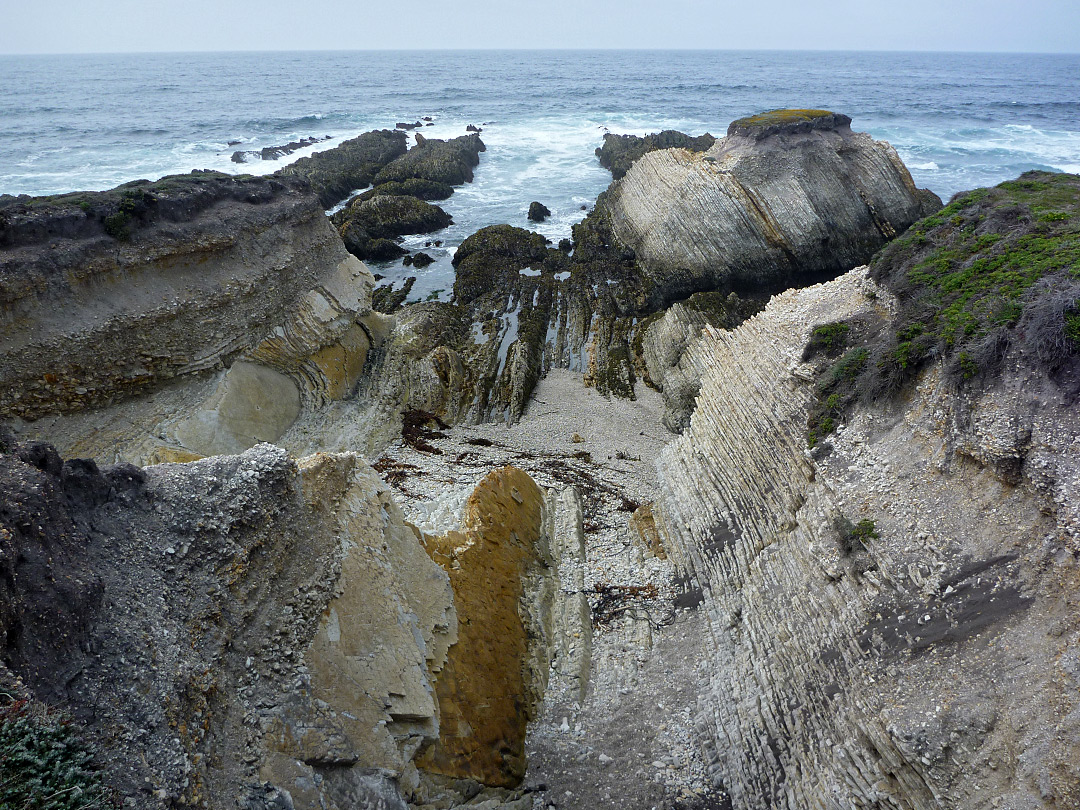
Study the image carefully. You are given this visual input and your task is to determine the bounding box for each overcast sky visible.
[1,0,1077,54]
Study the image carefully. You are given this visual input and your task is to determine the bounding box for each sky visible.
[0,0,1077,54]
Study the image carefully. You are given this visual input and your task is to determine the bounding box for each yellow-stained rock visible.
[417,466,550,787]
[145,446,206,465]
[629,502,666,559]
[259,452,457,802]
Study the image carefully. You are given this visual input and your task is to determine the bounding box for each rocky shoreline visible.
[2,111,1078,810]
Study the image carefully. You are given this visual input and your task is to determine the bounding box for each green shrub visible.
[835,516,879,556]
[802,321,850,360]
[0,698,110,809]
[806,347,868,447]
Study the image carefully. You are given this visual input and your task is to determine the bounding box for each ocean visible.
[3,49,1078,302]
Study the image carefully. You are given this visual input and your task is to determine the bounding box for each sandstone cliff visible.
[0,172,371,426]
[602,109,942,307]
[654,267,1080,809]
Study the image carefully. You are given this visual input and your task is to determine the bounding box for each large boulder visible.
[602,109,943,307]
[331,194,452,262]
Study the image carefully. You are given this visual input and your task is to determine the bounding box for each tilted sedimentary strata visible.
[603,110,943,306]
[655,268,1080,809]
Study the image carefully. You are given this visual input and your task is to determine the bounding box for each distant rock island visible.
[1,111,1077,810]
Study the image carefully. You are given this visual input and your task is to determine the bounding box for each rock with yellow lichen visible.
[417,466,555,788]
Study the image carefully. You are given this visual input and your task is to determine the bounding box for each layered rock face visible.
[0,172,369,425]
[595,129,716,180]
[1,172,386,464]
[0,435,569,809]
[655,269,1080,809]
[602,110,943,306]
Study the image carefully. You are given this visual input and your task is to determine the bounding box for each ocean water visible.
[3,49,1078,301]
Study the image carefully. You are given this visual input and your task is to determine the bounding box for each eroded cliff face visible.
[0,440,455,808]
[655,268,1080,809]
[0,173,358,420]
[0,172,395,465]
[603,110,942,307]
[0,436,569,809]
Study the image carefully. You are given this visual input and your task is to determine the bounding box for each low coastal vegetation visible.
[806,170,1080,447]
[728,108,834,130]
[0,694,110,810]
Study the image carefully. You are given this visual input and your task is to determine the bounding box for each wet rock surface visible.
[275,128,408,207]
[332,194,453,262]
[374,133,486,187]
[231,135,331,163]
[527,201,551,222]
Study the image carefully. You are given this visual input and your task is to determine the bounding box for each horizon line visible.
[2,46,1079,57]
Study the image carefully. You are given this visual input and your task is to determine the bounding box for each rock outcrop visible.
[527,201,551,222]
[0,172,367,425]
[374,133,486,187]
[275,129,408,207]
[654,267,1080,809]
[231,135,331,164]
[601,109,943,307]
[332,194,452,262]
[0,436,566,809]
[358,178,455,202]
[595,129,716,180]
[0,439,457,808]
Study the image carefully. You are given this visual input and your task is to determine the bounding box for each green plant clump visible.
[802,321,851,361]
[730,109,835,130]
[835,516,879,557]
[806,347,868,447]
[869,171,1080,391]
[0,698,110,809]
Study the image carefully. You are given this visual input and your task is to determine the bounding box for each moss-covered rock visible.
[727,109,848,139]
[357,178,455,202]
[332,194,452,263]
[452,225,551,304]
[527,201,551,222]
[0,170,294,250]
